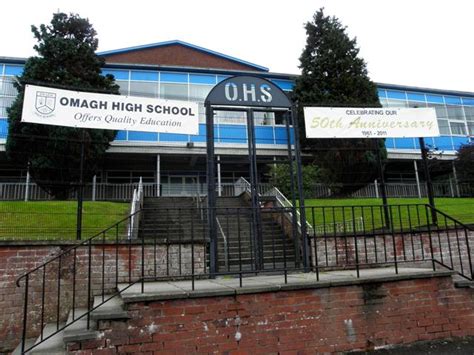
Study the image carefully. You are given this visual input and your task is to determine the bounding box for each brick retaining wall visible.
[0,242,205,353]
[67,275,474,354]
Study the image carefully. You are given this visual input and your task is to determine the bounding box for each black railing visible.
[15,204,473,353]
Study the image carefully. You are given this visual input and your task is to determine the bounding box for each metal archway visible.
[205,76,309,276]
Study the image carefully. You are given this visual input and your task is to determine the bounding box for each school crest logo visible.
[35,91,56,115]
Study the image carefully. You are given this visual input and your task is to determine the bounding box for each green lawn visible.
[0,201,130,240]
[302,198,474,233]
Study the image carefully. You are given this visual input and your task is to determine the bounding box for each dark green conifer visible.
[294,8,385,195]
[7,13,119,198]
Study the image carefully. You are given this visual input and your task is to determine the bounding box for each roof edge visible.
[97,40,269,72]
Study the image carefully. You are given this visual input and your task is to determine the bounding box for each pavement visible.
[117,267,454,303]
[351,337,474,354]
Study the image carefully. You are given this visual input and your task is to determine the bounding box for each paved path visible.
[117,267,453,302]
[352,337,474,354]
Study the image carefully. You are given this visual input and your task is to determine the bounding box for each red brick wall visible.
[68,275,474,354]
[102,44,262,71]
[0,243,205,353]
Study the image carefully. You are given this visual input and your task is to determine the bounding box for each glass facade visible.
[379,87,472,151]
[0,62,472,152]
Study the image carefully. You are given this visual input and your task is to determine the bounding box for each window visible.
[385,99,407,108]
[274,111,287,125]
[407,101,426,108]
[428,103,448,119]
[437,120,450,135]
[159,83,187,100]
[254,112,274,126]
[0,97,14,117]
[446,105,465,120]
[129,81,158,98]
[450,122,467,135]
[116,80,129,95]
[0,76,17,96]
[464,106,474,121]
[214,110,246,125]
[189,84,212,102]
[467,122,474,136]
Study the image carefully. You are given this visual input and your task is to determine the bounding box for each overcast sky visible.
[2,0,473,93]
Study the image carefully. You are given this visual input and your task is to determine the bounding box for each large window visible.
[129,81,158,98]
[450,122,467,135]
[189,84,212,102]
[116,80,129,95]
[384,99,407,108]
[0,77,17,117]
[446,105,465,120]
[159,83,187,100]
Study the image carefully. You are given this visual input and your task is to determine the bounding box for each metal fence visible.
[309,181,474,198]
[15,202,474,353]
[0,181,276,201]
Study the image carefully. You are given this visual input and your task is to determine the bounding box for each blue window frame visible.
[130,71,158,81]
[386,90,406,100]
[128,131,158,142]
[255,126,274,144]
[425,94,444,104]
[189,74,215,84]
[4,65,23,76]
[217,75,230,83]
[271,79,294,91]
[160,72,187,83]
[190,124,207,142]
[393,138,416,149]
[160,132,189,142]
[462,98,474,106]
[432,136,454,151]
[406,92,425,102]
[219,125,247,144]
[101,69,129,80]
[444,96,462,105]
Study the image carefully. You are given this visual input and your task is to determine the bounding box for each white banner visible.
[304,107,439,138]
[21,84,199,134]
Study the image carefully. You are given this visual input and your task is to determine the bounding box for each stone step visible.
[13,295,128,355]
[62,308,98,343]
[454,280,474,289]
[91,294,129,320]
[29,323,66,354]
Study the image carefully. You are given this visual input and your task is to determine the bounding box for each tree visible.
[455,143,474,181]
[6,12,119,199]
[270,163,321,198]
[293,8,385,196]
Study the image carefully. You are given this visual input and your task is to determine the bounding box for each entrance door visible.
[163,176,198,196]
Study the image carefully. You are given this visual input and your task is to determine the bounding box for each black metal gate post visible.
[76,129,85,240]
[246,109,263,270]
[204,76,296,275]
[291,106,310,271]
[205,102,218,277]
[374,139,390,229]
[285,111,301,267]
[419,137,437,224]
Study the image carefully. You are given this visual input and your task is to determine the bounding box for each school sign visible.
[22,84,199,134]
[304,107,439,138]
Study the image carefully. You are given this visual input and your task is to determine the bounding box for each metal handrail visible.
[216,217,229,269]
[127,178,143,239]
[263,185,315,235]
[15,209,142,354]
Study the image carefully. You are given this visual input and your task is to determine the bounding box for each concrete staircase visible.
[214,197,298,272]
[139,196,298,273]
[139,197,207,242]
[12,296,128,354]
